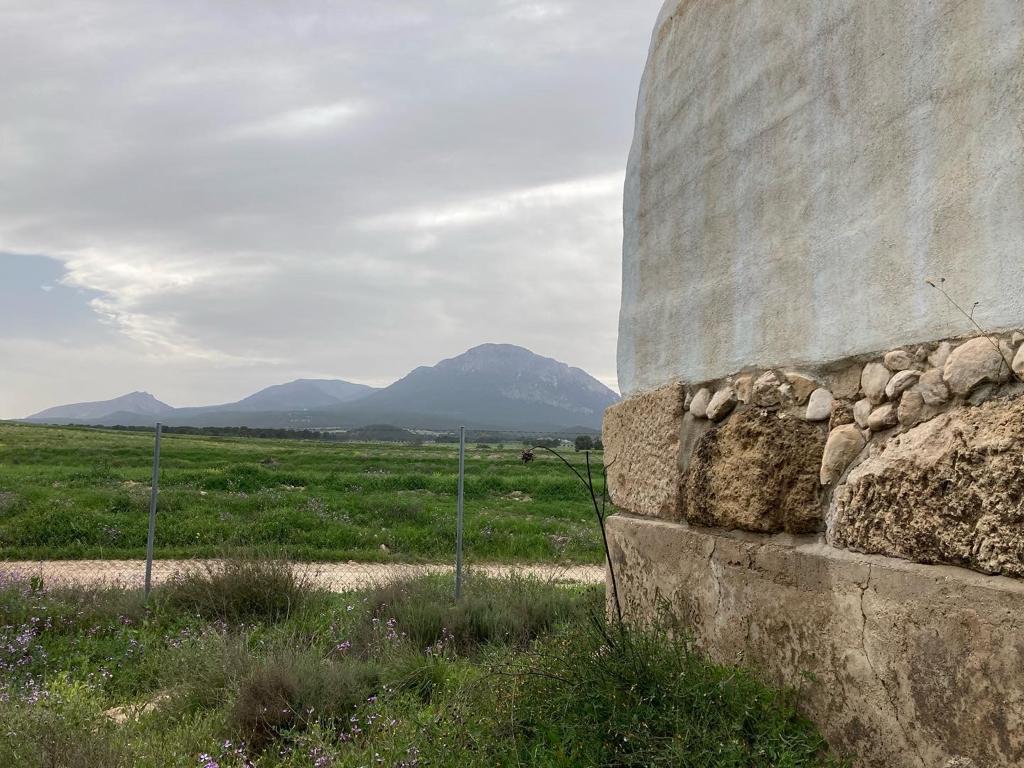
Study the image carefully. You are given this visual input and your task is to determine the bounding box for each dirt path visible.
[0,559,605,591]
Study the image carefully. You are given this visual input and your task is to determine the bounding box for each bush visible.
[354,574,599,655]
[156,557,316,623]
[508,616,841,767]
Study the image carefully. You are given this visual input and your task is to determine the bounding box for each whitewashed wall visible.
[618,0,1024,395]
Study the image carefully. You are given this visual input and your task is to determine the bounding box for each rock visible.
[734,374,753,403]
[943,337,1011,395]
[689,387,712,418]
[897,390,925,427]
[785,373,819,405]
[804,388,833,421]
[853,398,873,429]
[883,349,916,371]
[1012,331,1024,347]
[861,362,891,404]
[603,382,686,519]
[884,369,919,400]
[681,407,826,533]
[1013,343,1024,380]
[928,341,953,369]
[819,424,867,485]
[828,395,1024,577]
[752,370,783,407]
[705,386,737,421]
[683,388,694,411]
[867,403,898,431]
[914,345,930,363]
[915,368,949,406]
[829,400,854,430]
[830,362,863,400]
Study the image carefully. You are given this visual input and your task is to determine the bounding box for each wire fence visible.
[0,422,609,595]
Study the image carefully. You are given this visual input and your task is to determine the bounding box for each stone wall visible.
[619,0,1024,395]
[608,1,1024,762]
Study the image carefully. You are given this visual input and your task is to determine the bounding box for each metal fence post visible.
[454,425,465,600]
[144,422,162,599]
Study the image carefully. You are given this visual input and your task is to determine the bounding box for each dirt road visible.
[0,559,605,591]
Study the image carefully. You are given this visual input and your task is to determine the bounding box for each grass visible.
[0,562,845,767]
[0,422,603,563]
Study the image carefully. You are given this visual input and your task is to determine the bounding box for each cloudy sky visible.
[0,0,663,418]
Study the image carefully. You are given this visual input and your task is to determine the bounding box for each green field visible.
[0,422,604,563]
[0,563,842,767]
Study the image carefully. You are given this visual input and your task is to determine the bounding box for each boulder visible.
[853,398,873,429]
[752,370,783,407]
[943,337,1011,395]
[734,374,753,403]
[867,402,898,431]
[861,362,891,404]
[829,395,1024,577]
[706,386,737,422]
[897,390,925,427]
[819,424,867,485]
[804,388,833,421]
[884,369,919,400]
[928,341,953,369]
[681,408,826,534]
[689,387,712,418]
[785,373,820,405]
[1014,343,1024,380]
[883,349,916,371]
[829,362,863,400]
[916,368,950,406]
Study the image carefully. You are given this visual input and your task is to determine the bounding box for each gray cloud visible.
[0,0,663,417]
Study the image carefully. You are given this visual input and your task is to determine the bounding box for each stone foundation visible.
[607,515,1024,768]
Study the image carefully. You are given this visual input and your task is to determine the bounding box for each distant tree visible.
[593,438,604,451]
[574,435,594,452]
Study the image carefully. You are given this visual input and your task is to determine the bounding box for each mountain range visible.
[24,344,618,431]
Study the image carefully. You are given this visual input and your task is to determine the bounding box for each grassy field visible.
[0,562,843,767]
[0,422,604,563]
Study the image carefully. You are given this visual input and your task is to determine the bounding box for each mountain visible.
[348,344,618,429]
[28,391,173,422]
[24,345,620,431]
[205,379,377,412]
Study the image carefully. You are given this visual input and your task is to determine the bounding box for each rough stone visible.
[853,398,873,429]
[916,369,950,406]
[897,390,925,427]
[689,387,712,418]
[867,403,898,432]
[751,370,783,407]
[928,341,953,369]
[602,382,685,519]
[681,407,825,534]
[829,399,854,430]
[829,362,863,400]
[683,388,694,411]
[804,388,833,421]
[884,369,919,400]
[819,424,866,485]
[943,337,1011,396]
[861,362,891,404]
[1012,331,1024,347]
[966,383,996,407]
[705,386,737,422]
[884,349,916,371]
[1013,343,1024,380]
[784,372,819,405]
[829,395,1024,578]
[733,374,753,404]
[608,516,1024,768]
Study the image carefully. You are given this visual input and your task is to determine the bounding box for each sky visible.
[0,0,664,418]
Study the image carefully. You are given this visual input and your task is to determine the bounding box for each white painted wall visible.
[618,0,1024,395]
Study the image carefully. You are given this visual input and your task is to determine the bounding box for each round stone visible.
[884,370,920,400]
[916,369,950,406]
[689,387,712,418]
[853,398,873,429]
[884,349,916,371]
[819,424,867,485]
[861,362,892,404]
[804,388,834,421]
[897,390,925,427]
[867,403,898,431]
[706,386,738,422]
[943,337,1011,395]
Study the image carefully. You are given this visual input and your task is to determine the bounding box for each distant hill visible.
[25,344,619,431]
[28,391,173,422]
[201,379,377,412]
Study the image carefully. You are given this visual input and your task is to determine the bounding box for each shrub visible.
[156,557,316,623]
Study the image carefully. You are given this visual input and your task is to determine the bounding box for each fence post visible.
[454,425,465,600]
[144,422,162,599]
